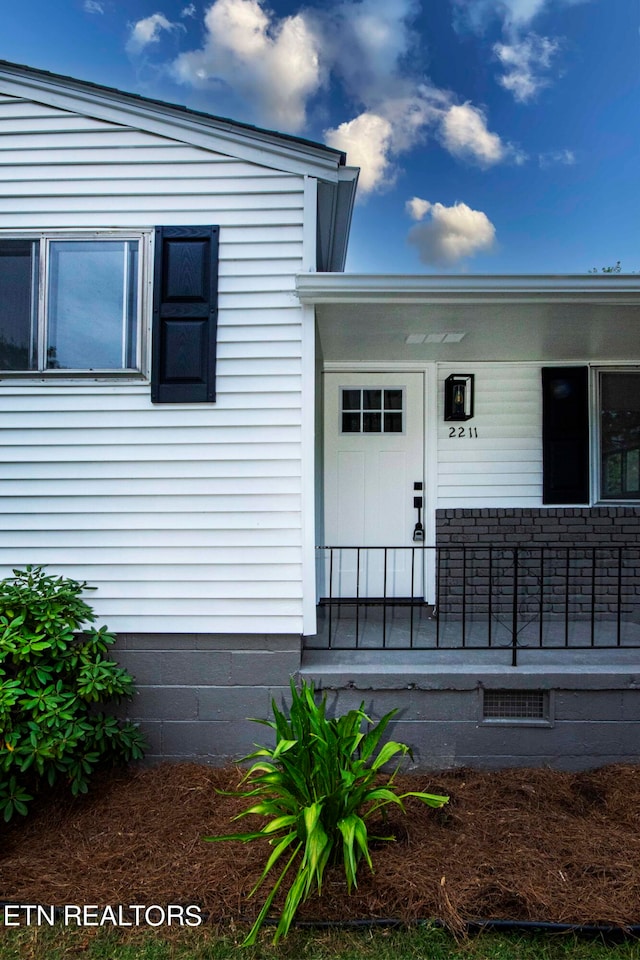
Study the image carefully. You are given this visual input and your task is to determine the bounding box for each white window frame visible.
[0,229,153,381]
[594,366,640,503]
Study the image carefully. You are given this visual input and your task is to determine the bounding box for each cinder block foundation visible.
[300,649,640,772]
[113,631,640,772]
[113,633,300,763]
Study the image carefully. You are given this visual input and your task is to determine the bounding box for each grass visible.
[1,923,640,960]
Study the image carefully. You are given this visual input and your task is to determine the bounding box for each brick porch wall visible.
[435,508,640,618]
[436,507,640,545]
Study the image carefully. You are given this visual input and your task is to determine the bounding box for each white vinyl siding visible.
[437,364,543,507]
[0,95,308,632]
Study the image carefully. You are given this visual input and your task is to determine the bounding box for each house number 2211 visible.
[448,426,479,438]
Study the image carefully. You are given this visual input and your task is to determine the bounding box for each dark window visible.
[600,372,640,500]
[0,239,37,370]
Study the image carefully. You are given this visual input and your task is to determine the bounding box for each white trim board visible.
[0,65,344,180]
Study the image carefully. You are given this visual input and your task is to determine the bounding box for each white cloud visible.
[150,0,516,191]
[126,13,180,54]
[316,0,455,194]
[440,103,506,166]
[315,0,421,105]
[539,148,575,167]
[181,3,197,15]
[171,0,321,131]
[500,0,548,25]
[452,0,590,103]
[406,196,432,220]
[171,0,429,137]
[326,113,394,193]
[451,0,544,33]
[83,0,104,12]
[406,199,497,267]
[326,91,520,195]
[453,0,588,32]
[494,33,559,101]
[325,89,446,195]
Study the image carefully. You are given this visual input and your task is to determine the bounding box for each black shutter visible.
[542,366,589,504]
[151,225,219,403]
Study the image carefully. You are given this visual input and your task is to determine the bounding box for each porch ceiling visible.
[298,274,640,364]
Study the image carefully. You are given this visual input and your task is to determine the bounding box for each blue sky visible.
[2,0,638,274]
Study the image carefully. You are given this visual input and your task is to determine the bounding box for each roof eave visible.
[0,59,347,179]
[296,273,640,305]
[315,167,359,273]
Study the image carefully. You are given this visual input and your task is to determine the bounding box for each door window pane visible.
[47,240,138,370]
[601,372,640,499]
[341,387,403,433]
[0,239,37,370]
[384,411,402,432]
[342,389,360,410]
[363,411,382,432]
[384,389,403,410]
[342,411,361,433]
[363,389,382,410]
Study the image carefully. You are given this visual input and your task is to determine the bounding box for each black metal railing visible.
[310,544,640,665]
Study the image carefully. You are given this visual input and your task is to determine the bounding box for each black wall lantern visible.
[444,374,474,421]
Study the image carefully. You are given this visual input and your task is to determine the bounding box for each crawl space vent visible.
[483,690,546,720]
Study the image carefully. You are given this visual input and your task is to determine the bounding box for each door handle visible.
[413,495,424,542]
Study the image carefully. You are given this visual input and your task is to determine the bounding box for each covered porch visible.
[298,273,640,660]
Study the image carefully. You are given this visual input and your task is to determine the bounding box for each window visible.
[542,366,640,504]
[341,387,403,433]
[0,226,220,401]
[0,235,142,373]
[600,371,640,500]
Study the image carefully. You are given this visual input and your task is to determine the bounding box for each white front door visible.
[322,372,425,599]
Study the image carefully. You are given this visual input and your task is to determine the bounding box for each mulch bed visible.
[2,762,640,932]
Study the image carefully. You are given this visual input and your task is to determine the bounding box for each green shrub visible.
[0,565,146,821]
[206,678,449,946]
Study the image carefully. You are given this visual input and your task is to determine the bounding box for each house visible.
[1,61,640,771]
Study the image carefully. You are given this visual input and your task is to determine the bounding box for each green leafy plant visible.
[0,565,146,822]
[205,678,448,946]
